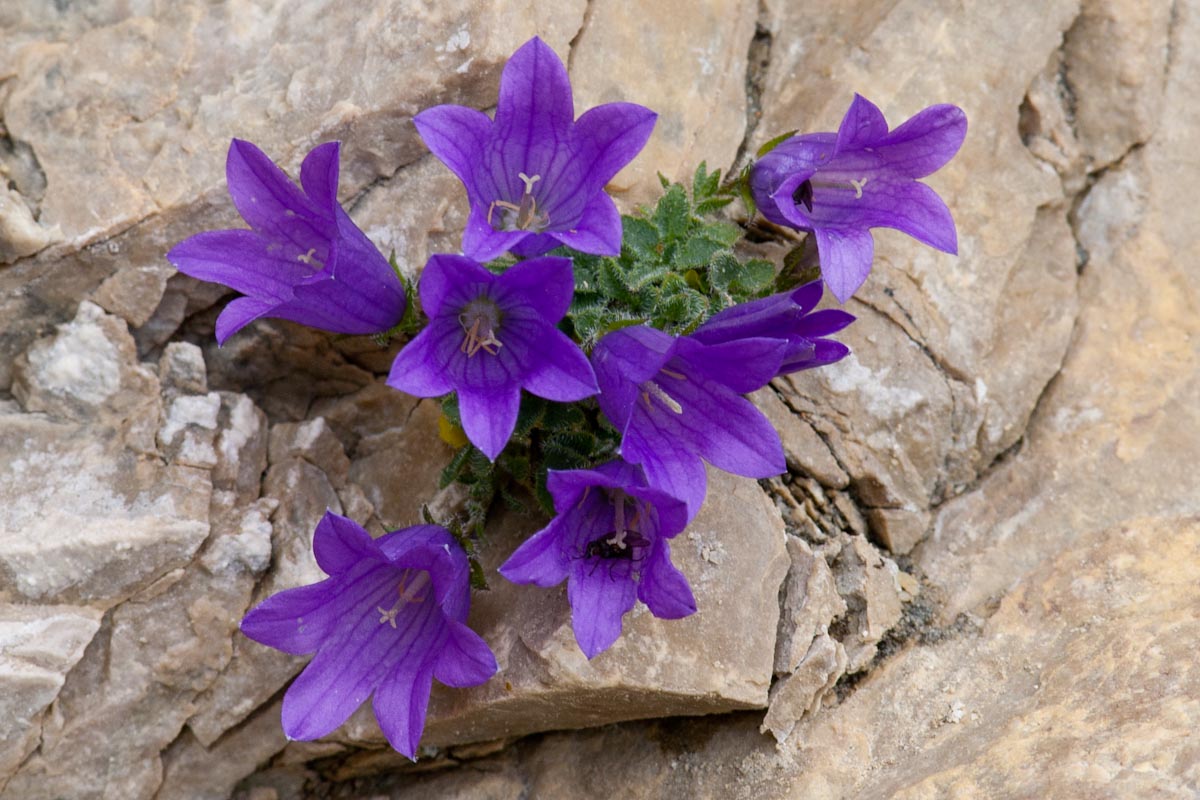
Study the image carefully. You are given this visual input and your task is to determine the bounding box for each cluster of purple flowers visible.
[170,37,964,757]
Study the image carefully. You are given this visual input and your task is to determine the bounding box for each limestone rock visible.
[773,537,845,675]
[0,604,103,776]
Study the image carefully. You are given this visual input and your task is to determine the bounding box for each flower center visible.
[376,569,432,628]
[459,298,503,357]
[487,172,551,233]
[792,177,869,212]
[584,491,648,562]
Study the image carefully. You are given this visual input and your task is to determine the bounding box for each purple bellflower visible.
[168,140,406,344]
[387,254,597,461]
[240,512,497,760]
[591,326,787,519]
[413,37,657,261]
[499,460,695,658]
[750,94,967,303]
[691,280,855,375]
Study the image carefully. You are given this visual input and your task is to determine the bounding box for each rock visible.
[752,388,850,489]
[212,392,270,505]
[0,185,52,263]
[0,604,103,776]
[761,632,847,744]
[267,417,351,490]
[158,342,208,395]
[11,301,159,428]
[830,535,904,673]
[157,703,288,800]
[0,411,209,606]
[570,0,758,205]
[773,537,845,674]
[866,507,929,556]
[1062,0,1171,170]
[91,263,173,328]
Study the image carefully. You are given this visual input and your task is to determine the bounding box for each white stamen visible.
[644,380,683,414]
[850,178,868,199]
[518,172,541,194]
[297,247,323,268]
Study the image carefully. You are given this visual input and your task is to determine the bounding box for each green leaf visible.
[622,216,660,259]
[653,184,690,241]
[756,130,797,158]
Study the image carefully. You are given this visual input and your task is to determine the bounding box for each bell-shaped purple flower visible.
[751,95,967,303]
[499,460,695,659]
[240,512,497,759]
[413,37,657,261]
[691,280,855,375]
[591,326,787,519]
[168,140,406,344]
[387,254,597,460]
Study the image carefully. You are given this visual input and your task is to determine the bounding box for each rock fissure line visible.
[729,0,774,176]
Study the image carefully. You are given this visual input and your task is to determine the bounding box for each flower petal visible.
[673,337,785,394]
[521,327,598,402]
[878,103,968,178]
[550,192,623,256]
[312,510,378,576]
[637,539,696,619]
[225,139,331,250]
[372,661,436,760]
[498,519,571,587]
[412,104,492,199]
[298,141,342,215]
[567,557,638,659]
[278,566,420,740]
[215,296,276,344]
[622,429,708,522]
[570,102,658,196]
[814,226,875,303]
[458,386,521,461]
[492,37,575,201]
[167,230,300,301]
[418,254,493,321]
[462,203,532,262]
[240,580,339,655]
[494,256,575,322]
[835,94,889,153]
[386,324,456,398]
[433,621,498,688]
[592,326,676,431]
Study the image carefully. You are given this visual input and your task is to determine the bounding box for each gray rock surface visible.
[1,0,1196,797]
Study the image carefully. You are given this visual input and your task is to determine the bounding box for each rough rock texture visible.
[1,0,1197,797]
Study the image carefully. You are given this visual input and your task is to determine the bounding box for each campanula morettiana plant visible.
[750,94,967,302]
[500,460,694,658]
[412,36,657,261]
[168,140,406,343]
[170,35,965,758]
[240,513,496,758]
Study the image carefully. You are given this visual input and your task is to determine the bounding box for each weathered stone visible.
[157,703,288,800]
[866,507,929,556]
[762,632,847,744]
[158,392,222,469]
[1063,0,1171,170]
[11,301,160,431]
[753,387,849,489]
[91,263,173,328]
[212,392,270,504]
[348,398,455,529]
[0,604,103,776]
[0,185,52,263]
[0,412,209,605]
[158,341,208,395]
[773,537,846,674]
[570,0,758,205]
[830,535,904,673]
[268,417,351,490]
